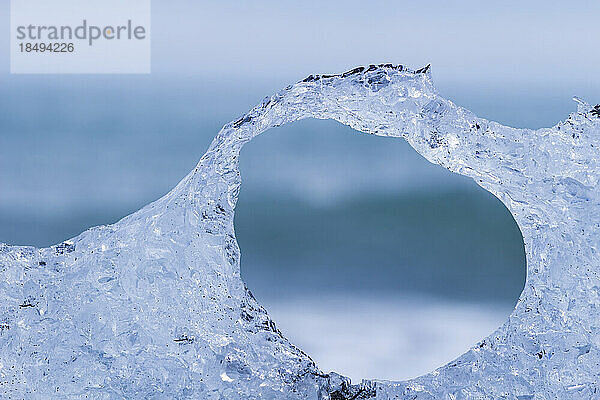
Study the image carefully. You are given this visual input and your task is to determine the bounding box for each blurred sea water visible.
[0,79,527,380]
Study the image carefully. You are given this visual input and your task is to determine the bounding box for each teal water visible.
[237,190,524,303]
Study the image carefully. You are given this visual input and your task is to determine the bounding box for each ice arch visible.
[0,64,599,399]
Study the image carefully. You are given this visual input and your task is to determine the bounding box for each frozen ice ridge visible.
[1,64,599,399]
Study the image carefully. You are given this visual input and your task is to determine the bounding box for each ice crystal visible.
[1,64,599,399]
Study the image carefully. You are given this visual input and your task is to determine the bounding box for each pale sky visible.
[146,0,600,86]
[0,0,598,86]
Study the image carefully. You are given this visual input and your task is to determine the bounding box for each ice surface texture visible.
[1,64,599,399]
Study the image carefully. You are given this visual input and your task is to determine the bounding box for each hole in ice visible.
[236,118,526,382]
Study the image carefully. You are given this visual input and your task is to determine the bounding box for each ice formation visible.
[1,64,599,399]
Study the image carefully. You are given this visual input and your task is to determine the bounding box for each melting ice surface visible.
[1,64,599,399]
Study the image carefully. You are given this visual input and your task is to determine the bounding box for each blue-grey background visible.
[0,0,598,381]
